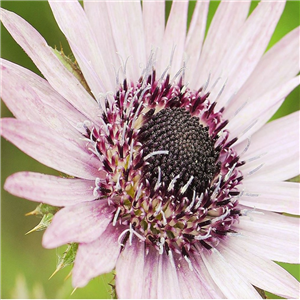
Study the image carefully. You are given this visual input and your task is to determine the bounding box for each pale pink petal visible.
[240,181,300,215]
[4,172,96,206]
[201,249,261,298]
[0,119,100,180]
[190,1,251,90]
[234,210,299,263]
[227,76,299,144]
[73,224,123,288]
[219,242,300,298]
[141,246,159,298]
[157,253,182,298]
[0,8,100,124]
[83,1,120,79]
[159,1,188,78]
[224,26,300,120]
[177,254,220,298]
[192,255,225,298]
[1,62,80,141]
[238,110,300,181]
[49,1,115,97]
[42,200,113,248]
[184,0,209,82]
[106,2,146,81]
[142,0,165,69]
[213,1,286,110]
[115,238,145,298]
[1,59,86,125]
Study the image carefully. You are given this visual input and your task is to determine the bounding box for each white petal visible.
[1,61,80,140]
[142,0,165,69]
[219,242,300,298]
[0,8,100,124]
[224,26,300,121]
[115,239,145,298]
[1,59,85,127]
[177,254,220,298]
[184,0,209,82]
[214,1,286,110]
[227,76,299,144]
[49,1,115,96]
[106,1,146,81]
[240,181,300,214]
[42,200,113,248]
[191,1,251,90]
[234,210,300,263]
[159,1,189,78]
[201,249,261,298]
[73,224,123,288]
[83,1,120,83]
[4,172,96,206]
[0,119,100,180]
[238,110,300,181]
[157,252,182,298]
[141,246,159,298]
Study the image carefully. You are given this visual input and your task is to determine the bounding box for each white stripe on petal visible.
[4,172,97,207]
[115,238,145,298]
[191,1,251,90]
[159,0,189,79]
[157,252,182,298]
[143,0,165,71]
[201,249,261,299]
[1,59,86,127]
[214,1,286,110]
[83,1,120,86]
[0,119,100,180]
[106,1,146,81]
[238,110,300,181]
[0,8,100,124]
[73,224,123,288]
[141,245,159,298]
[239,181,300,215]
[177,254,221,298]
[184,0,209,82]
[49,1,115,97]
[219,242,300,299]
[227,76,299,144]
[224,26,300,121]
[42,200,113,248]
[234,211,300,263]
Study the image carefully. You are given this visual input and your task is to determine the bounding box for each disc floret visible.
[83,71,244,263]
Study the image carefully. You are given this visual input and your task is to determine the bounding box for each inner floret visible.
[138,107,220,199]
[85,71,244,257]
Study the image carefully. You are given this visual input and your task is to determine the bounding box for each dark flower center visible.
[138,107,220,198]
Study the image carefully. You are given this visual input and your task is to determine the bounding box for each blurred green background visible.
[1,1,299,299]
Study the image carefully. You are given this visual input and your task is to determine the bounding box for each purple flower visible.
[1,1,299,298]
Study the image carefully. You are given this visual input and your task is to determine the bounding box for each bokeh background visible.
[1,1,299,299]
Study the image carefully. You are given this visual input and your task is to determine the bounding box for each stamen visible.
[180,176,194,195]
[113,207,121,226]
[185,190,196,212]
[195,227,212,240]
[144,150,169,161]
[154,166,162,191]
[224,163,237,182]
[157,237,165,255]
[211,175,222,200]
[211,208,230,224]
[167,174,181,192]
[194,192,204,210]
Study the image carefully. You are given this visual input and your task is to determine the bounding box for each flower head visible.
[1,1,299,298]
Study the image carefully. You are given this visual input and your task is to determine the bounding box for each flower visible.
[1,0,299,298]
